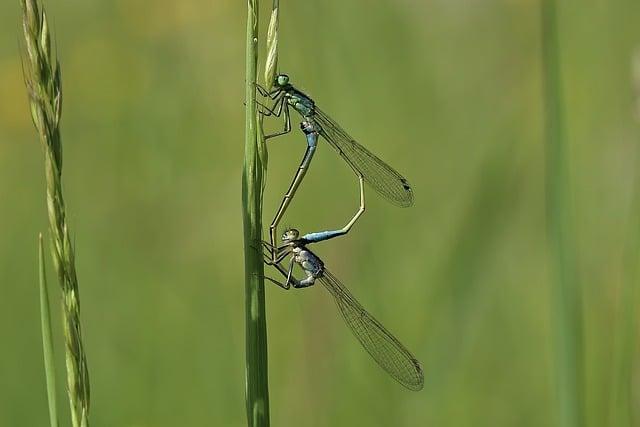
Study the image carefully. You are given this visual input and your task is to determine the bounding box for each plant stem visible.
[243,0,270,426]
[20,1,90,426]
[540,1,584,426]
[608,53,640,427]
[39,233,59,427]
[610,220,638,426]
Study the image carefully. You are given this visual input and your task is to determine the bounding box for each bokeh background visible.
[1,0,639,426]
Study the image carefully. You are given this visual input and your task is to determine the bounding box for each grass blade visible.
[39,233,59,427]
[243,0,270,426]
[540,1,585,426]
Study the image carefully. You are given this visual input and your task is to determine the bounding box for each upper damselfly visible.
[257,74,413,261]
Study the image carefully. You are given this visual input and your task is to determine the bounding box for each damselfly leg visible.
[255,83,281,99]
[263,253,316,289]
[262,259,294,289]
[249,240,290,269]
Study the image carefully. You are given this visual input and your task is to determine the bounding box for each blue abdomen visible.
[302,230,341,242]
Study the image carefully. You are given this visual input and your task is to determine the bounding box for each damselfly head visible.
[282,228,299,242]
[275,74,290,87]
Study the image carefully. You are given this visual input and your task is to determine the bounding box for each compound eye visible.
[277,74,289,86]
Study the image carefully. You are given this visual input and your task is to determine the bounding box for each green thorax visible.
[284,86,315,117]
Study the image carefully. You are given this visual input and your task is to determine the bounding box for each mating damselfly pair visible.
[257,74,424,391]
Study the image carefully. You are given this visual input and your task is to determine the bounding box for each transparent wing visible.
[319,269,424,391]
[314,107,414,207]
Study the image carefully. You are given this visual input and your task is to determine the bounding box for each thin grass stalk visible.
[243,0,270,425]
[39,233,59,427]
[20,1,90,426]
[540,1,584,426]
[610,203,639,427]
[608,52,640,427]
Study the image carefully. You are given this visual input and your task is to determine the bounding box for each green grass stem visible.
[39,233,59,427]
[608,51,640,427]
[540,1,585,426]
[21,1,91,426]
[609,220,638,426]
[242,0,270,426]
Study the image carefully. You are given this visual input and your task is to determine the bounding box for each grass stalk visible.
[608,52,640,427]
[540,1,584,426]
[610,218,638,426]
[39,233,59,427]
[243,0,270,426]
[20,1,91,426]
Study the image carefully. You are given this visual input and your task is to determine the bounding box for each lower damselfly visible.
[261,228,424,391]
[257,74,413,262]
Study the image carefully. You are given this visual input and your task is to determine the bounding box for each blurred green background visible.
[1,0,639,426]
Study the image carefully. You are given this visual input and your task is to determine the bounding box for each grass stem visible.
[608,51,640,427]
[243,0,270,426]
[540,1,584,426]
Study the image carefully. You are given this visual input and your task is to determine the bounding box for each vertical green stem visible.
[610,220,638,426]
[540,1,584,426]
[608,54,640,427]
[39,233,59,427]
[243,0,270,426]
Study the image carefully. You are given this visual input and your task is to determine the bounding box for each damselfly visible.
[261,228,424,391]
[257,75,413,262]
